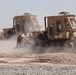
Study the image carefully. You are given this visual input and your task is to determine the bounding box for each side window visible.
[16,23,20,32]
[49,25,53,36]
[56,21,61,33]
[22,20,25,31]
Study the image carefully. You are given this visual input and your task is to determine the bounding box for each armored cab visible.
[13,13,40,34]
[35,12,76,46]
[44,12,76,40]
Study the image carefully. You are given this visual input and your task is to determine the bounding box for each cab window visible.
[56,21,61,33]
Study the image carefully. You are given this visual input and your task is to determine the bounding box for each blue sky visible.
[0,0,76,29]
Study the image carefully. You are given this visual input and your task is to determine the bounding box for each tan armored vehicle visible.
[17,12,76,47]
[32,12,76,47]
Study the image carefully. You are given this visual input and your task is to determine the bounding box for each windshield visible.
[68,17,76,28]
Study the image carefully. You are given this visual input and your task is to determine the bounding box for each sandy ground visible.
[0,38,76,75]
[0,53,76,75]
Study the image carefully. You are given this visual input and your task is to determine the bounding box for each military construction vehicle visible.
[17,12,76,47]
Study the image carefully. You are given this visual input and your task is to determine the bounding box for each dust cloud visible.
[0,35,76,54]
[0,35,33,54]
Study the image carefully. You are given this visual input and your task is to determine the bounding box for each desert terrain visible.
[0,38,76,75]
[0,53,76,75]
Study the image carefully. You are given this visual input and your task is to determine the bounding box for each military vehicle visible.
[17,12,76,47]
